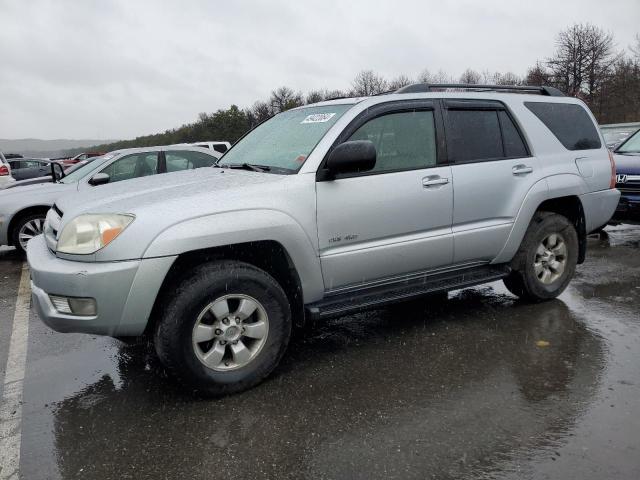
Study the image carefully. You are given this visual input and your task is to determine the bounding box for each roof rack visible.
[395,83,565,97]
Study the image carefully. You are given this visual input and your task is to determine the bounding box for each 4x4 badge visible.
[616,174,628,184]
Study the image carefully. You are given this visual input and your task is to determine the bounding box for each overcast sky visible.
[1,0,638,140]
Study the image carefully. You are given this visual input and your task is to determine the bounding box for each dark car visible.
[7,158,55,181]
[611,128,640,224]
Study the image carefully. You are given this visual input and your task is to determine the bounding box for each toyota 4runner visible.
[27,84,620,395]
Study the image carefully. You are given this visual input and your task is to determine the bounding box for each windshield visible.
[219,104,352,172]
[60,153,117,183]
[616,129,640,154]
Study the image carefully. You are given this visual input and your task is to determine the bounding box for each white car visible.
[0,152,17,189]
[172,141,231,154]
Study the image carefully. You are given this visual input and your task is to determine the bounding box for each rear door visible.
[316,100,454,290]
[444,100,541,263]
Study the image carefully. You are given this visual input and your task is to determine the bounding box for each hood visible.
[0,180,72,201]
[4,176,54,189]
[55,167,287,218]
[613,153,640,175]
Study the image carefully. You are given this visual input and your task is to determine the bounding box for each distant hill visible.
[0,138,119,158]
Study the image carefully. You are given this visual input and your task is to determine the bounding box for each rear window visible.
[525,102,601,150]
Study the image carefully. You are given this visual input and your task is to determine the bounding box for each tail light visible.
[608,150,616,189]
[0,165,9,176]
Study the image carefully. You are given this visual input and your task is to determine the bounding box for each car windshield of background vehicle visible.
[219,104,352,172]
[60,153,117,183]
[616,129,640,154]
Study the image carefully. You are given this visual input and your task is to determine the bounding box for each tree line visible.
[75,24,640,155]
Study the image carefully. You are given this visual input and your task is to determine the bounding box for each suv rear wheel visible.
[154,260,291,396]
[504,211,578,302]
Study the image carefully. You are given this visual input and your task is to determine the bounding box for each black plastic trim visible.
[306,264,511,320]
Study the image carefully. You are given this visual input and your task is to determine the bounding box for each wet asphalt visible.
[0,226,639,480]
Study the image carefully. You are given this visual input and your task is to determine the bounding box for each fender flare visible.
[142,209,325,302]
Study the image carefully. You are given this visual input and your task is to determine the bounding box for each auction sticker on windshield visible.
[301,113,336,124]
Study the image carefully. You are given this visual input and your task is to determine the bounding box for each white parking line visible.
[0,263,31,480]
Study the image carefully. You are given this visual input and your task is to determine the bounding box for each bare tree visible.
[250,101,274,124]
[351,70,388,96]
[305,90,326,104]
[525,62,552,86]
[417,69,434,83]
[547,23,618,99]
[630,33,640,61]
[388,74,412,91]
[459,68,481,84]
[270,86,303,112]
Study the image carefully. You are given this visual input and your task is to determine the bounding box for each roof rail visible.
[394,83,565,97]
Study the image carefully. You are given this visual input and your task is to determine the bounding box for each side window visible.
[525,102,601,150]
[9,161,20,169]
[498,111,528,158]
[213,144,228,153]
[99,153,158,184]
[347,110,437,173]
[165,150,216,172]
[446,110,503,162]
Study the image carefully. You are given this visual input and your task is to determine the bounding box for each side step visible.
[306,264,510,321]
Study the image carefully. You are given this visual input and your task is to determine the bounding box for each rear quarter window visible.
[525,102,601,150]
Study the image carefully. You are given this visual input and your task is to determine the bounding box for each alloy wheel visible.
[192,294,269,371]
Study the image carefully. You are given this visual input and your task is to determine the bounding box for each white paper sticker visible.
[301,113,336,124]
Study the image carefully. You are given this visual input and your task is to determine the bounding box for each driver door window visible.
[99,153,159,184]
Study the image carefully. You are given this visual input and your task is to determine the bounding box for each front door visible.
[316,103,453,291]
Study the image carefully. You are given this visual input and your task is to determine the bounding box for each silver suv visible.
[28,84,620,395]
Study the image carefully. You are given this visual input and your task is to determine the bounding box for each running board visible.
[306,264,510,320]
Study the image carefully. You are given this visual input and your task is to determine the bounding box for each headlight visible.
[57,214,134,254]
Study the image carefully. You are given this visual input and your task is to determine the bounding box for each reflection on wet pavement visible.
[7,225,640,479]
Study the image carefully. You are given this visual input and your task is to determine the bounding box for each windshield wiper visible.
[219,163,271,172]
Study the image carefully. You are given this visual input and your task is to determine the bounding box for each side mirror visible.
[320,140,376,180]
[51,162,65,181]
[89,172,110,186]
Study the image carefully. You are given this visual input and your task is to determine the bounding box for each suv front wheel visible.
[504,211,578,302]
[154,260,292,396]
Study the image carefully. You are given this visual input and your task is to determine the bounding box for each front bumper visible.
[27,235,176,336]
[611,193,640,223]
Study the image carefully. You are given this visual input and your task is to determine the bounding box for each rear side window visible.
[446,110,503,162]
[165,150,217,172]
[498,111,528,158]
[213,144,228,153]
[525,102,601,150]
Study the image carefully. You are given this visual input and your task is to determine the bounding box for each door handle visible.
[512,165,533,175]
[422,176,449,187]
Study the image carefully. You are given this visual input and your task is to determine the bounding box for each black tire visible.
[154,260,292,396]
[11,212,46,254]
[504,211,578,302]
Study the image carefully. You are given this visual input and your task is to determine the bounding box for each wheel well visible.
[146,241,305,335]
[537,196,587,264]
[7,206,50,246]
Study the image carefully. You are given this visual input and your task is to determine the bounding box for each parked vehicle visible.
[611,128,640,224]
[0,152,16,189]
[0,145,219,253]
[28,84,619,396]
[55,151,106,167]
[7,158,55,181]
[173,141,231,154]
[5,160,81,189]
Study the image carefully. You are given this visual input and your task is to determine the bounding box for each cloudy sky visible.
[1,0,638,140]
